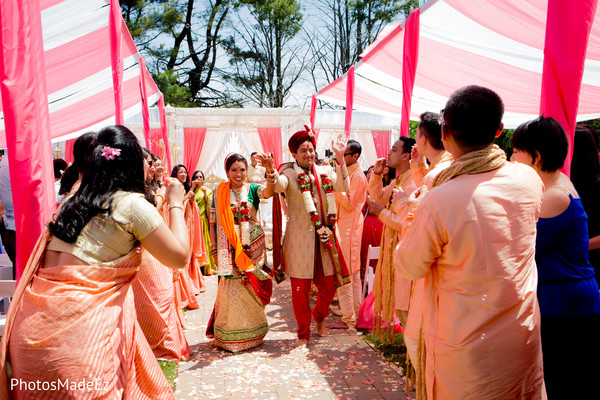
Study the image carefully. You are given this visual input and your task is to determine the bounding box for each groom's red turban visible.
[288,125,316,154]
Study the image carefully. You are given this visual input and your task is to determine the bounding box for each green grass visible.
[158,359,178,391]
[363,332,407,374]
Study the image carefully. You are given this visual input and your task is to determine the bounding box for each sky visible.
[140,0,412,109]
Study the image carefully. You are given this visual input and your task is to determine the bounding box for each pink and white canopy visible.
[318,0,600,128]
[0,0,161,147]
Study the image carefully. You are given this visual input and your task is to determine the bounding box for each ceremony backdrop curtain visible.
[149,128,162,159]
[196,131,229,178]
[316,130,337,163]
[183,128,207,174]
[258,127,282,168]
[0,0,55,281]
[400,9,420,138]
[540,0,598,176]
[371,131,391,159]
[353,131,378,171]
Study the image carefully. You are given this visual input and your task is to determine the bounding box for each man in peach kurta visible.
[368,136,417,339]
[395,86,544,399]
[334,140,367,328]
[402,112,453,389]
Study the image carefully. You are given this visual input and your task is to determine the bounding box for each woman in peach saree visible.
[171,164,206,310]
[131,149,190,361]
[0,126,190,399]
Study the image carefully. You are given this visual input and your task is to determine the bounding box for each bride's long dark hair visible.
[49,125,147,243]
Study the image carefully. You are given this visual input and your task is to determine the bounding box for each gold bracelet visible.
[168,203,184,211]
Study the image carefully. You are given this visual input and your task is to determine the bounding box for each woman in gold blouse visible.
[0,125,189,399]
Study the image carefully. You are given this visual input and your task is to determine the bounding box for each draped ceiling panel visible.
[318,0,600,128]
[0,0,161,147]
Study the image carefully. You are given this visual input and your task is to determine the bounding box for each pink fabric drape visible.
[310,94,319,140]
[110,0,124,124]
[149,128,162,159]
[139,57,151,149]
[345,66,355,138]
[183,128,207,174]
[258,127,282,169]
[158,95,172,171]
[540,0,598,176]
[372,131,391,159]
[64,139,75,165]
[0,0,55,282]
[400,9,420,138]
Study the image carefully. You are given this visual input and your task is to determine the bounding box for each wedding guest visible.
[170,164,206,301]
[58,132,97,198]
[367,136,417,341]
[571,124,600,284]
[512,116,600,400]
[334,140,367,329]
[396,86,544,399]
[132,149,190,361]
[0,125,190,399]
[191,170,216,275]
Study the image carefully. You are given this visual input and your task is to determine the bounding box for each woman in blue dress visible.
[511,116,600,400]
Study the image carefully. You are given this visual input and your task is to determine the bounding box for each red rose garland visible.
[294,163,338,248]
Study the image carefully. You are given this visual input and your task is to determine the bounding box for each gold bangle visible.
[168,203,184,212]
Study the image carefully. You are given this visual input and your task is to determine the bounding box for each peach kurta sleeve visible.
[378,200,410,233]
[367,173,394,205]
[394,196,444,281]
[410,161,429,187]
[332,163,350,192]
[333,167,366,212]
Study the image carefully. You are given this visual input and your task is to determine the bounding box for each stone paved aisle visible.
[176,275,416,400]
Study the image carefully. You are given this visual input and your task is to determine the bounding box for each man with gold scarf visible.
[395,86,544,399]
[367,136,417,340]
[402,112,454,398]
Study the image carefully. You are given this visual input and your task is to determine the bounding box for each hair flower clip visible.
[101,146,121,160]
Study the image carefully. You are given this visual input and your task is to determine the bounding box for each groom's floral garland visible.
[230,184,251,251]
[294,162,337,249]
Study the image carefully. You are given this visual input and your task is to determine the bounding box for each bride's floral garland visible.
[230,184,251,251]
[293,162,337,248]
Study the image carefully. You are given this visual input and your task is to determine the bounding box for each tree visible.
[223,0,304,107]
[306,0,417,93]
[121,0,233,107]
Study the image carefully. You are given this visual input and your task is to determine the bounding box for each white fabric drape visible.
[196,130,228,179]
[352,131,379,171]
[236,130,264,160]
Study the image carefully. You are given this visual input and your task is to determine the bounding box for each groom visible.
[272,126,350,346]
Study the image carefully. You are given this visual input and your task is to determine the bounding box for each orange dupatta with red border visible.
[217,182,255,272]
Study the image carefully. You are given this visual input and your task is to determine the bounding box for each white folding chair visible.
[0,279,16,335]
[363,245,379,298]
